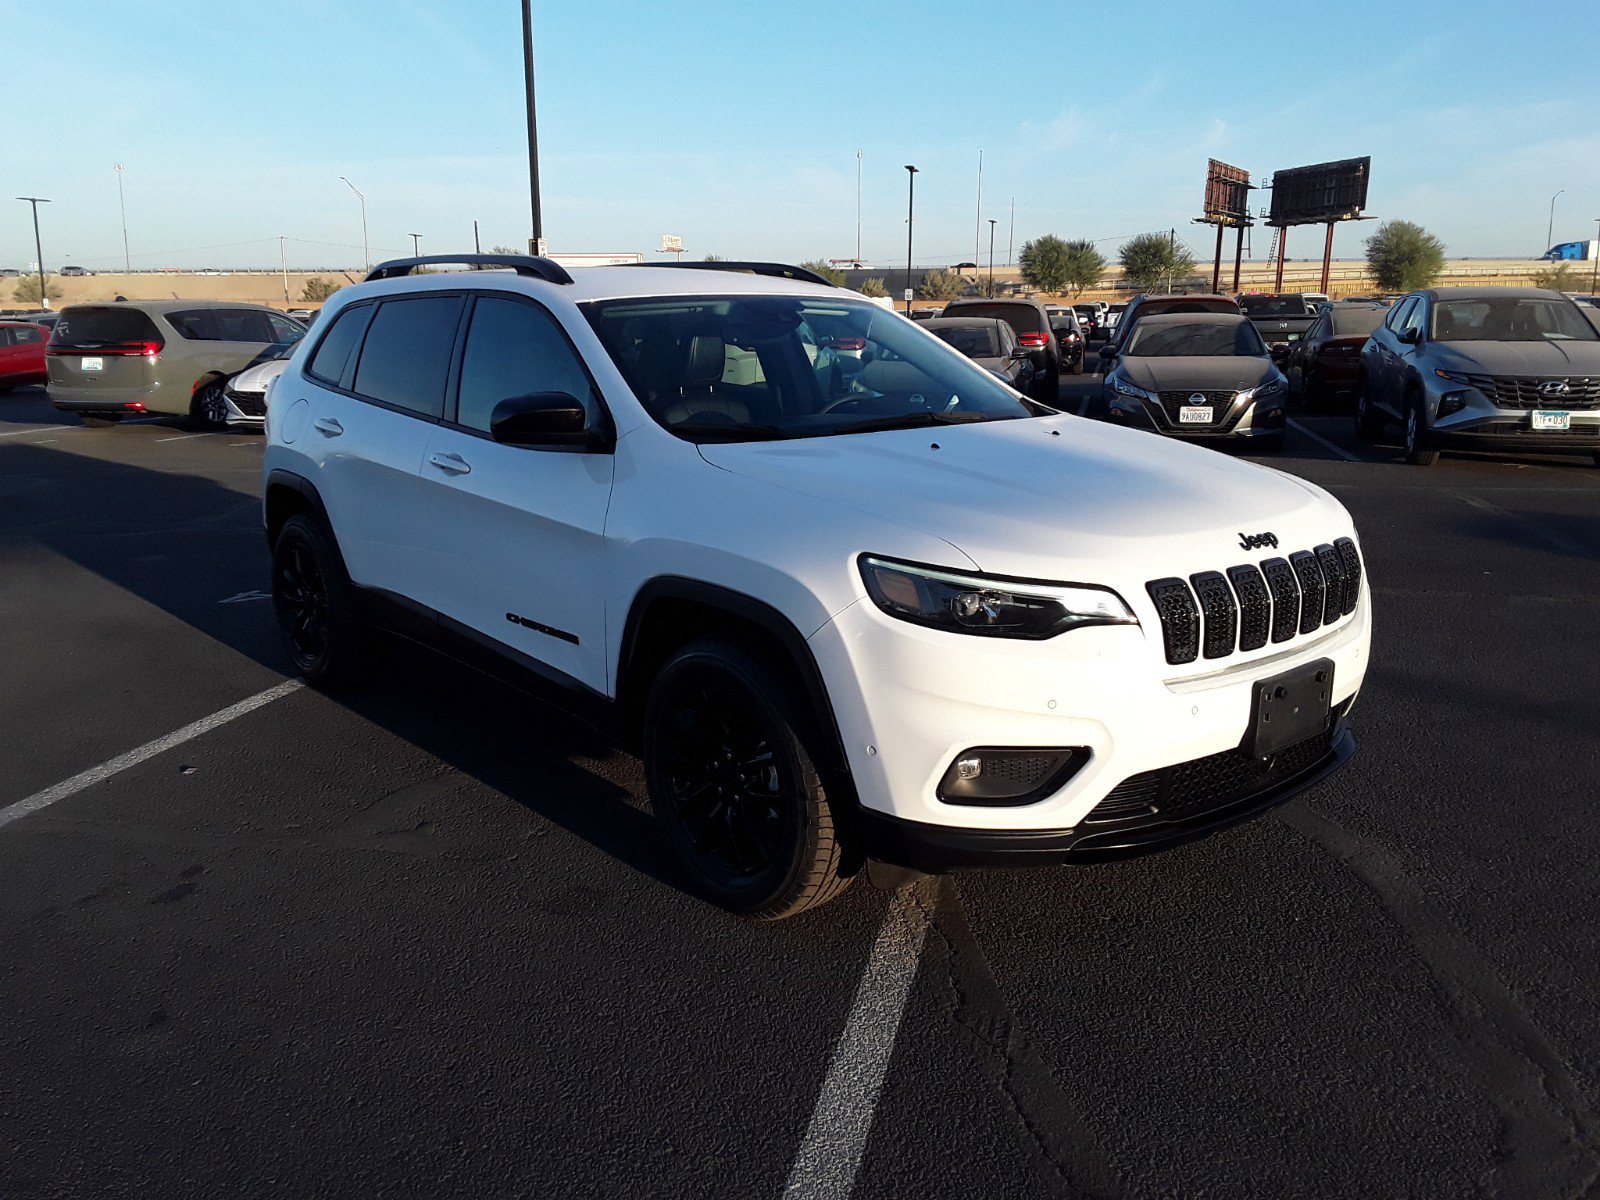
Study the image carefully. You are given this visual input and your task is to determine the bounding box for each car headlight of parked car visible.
[860,556,1137,640]
[1108,373,1157,403]
[1239,376,1287,402]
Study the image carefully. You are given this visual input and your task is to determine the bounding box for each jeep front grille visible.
[1146,537,1362,665]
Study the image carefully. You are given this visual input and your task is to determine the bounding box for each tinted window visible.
[352,295,463,418]
[1238,295,1307,317]
[214,309,277,342]
[306,305,373,385]
[49,307,162,349]
[942,302,1043,334]
[3,326,43,346]
[267,313,306,344]
[929,325,1000,357]
[456,297,593,432]
[165,309,214,339]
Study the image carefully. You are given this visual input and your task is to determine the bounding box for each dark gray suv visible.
[1357,287,1600,466]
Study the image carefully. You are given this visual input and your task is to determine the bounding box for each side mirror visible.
[1397,326,1422,346]
[489,392,599,448]
[1269,342,1291,363]
[1099,342,1118,360]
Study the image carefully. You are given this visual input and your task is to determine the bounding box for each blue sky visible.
[7,0,1598,272]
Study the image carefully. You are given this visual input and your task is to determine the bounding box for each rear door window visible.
[214,309,278,342]
[306,304,373,387]
[351,295,464,419]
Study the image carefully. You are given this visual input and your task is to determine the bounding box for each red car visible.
[1284,303,1387,407]
[0,320,49,391]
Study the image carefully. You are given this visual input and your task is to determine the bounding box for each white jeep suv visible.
[263,255,1371,919]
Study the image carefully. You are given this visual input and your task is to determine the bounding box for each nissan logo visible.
[1188,392,1207,404]
[1539,380,1571,396]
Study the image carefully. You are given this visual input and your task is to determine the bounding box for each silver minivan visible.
[47,300,304,429]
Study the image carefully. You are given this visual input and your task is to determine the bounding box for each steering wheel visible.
[820,395,870,415]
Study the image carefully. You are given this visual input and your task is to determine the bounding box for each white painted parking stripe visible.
[782,878,936,1199]
[0,426,73,439]
[155,432,206,442]
[1286,418,1360,462]
[0,680,303,832]
[1076,391,1093,417]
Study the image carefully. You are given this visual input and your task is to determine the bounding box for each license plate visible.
[80,357,104,372]
[1249,659,1334,758]
[1179,406,1213,424]
[1531,410,1570,431]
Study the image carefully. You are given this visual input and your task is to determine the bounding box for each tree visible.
[702,253,725,262]
[13,274,63,304]
[858,277,888,298]
[1364,220,1445,292]
[489,245,520,255]
[1019,235,1072,293]
[918,268,963,302]
[301,277,342,302]
[1062,239,1106,296]
[1529,262,1576,291]
[977,273,1005,298]
[799,259,846,285]
[1119,232,1195,293]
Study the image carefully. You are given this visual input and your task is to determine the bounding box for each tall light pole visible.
[279,235,289,304]
[904,165,919,315]
[340,176,369,272]
[1008,196,1015,267]
[974,149,983,270]
[409,233,422,257]
[521,0,544,254]
[987,218,997,296]
[855,149,863,265]
[1547,189,1565,255]
[16,197,50,309]
[114,163,131,274]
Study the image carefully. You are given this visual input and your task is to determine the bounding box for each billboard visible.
[1268,157,1371,225]
[1203,159,1251,225]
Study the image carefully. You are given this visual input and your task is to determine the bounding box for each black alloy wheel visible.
[1404,397,1439,466]
[189,380,229,430]
[644,639,850,919]
[271,514,367,687]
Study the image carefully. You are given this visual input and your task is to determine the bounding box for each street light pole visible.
[16,196,51,309]
[987,219,997,296]
[1547,189,1565,255]
[340,176,369,272]
[1008,197,1015,267]
[410,233,422,257]
[1592,218,1599,296]
[904,165,918,315]
[114,163,131,274]
[521,0,544,253]
[855,149,863,265]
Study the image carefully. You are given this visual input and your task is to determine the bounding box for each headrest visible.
[683,335,726,387]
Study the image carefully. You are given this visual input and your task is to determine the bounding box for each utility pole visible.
[521,0,544,254]
[1008,197,1015,266]
[340,176,369,272]
[1168,227,1176,294]
[987,219,997,296]
[16,196,50,309]
[974,150,983,270]
[904,165,919,315]
[279,235,289,303]
[410,233,422,257]
[474,220,481,253]
[114,163,131,274]
[1547,190,1564,255]
[855,149,863,265]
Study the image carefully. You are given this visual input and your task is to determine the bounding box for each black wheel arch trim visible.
[264,469,333,548]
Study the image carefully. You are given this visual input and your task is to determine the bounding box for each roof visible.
[343,264,851,306]
[1425,286,1571,301]
[921,316,1007,329]
[1134,311,1250,327]
[59,298,288,313]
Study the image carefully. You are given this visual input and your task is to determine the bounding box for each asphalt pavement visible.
[2,366,1598,1199]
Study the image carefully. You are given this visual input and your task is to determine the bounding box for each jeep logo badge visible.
[1238,531,1279,550]
[1539,380,1571,396]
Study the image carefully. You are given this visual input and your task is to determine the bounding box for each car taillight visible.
[828,337,867,351]
[48,339,163,357]
[1017,332,1050,348]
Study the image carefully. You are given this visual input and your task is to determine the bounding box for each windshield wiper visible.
[833,411,998,436]
[671,422,792,442]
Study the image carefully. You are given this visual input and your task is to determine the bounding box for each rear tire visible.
[1070,356,1085,376]
[79,413,122,427]
[271,513,368,689]
[188,379,229,431]
[644,637,851,920]
[1354,379,1385,441]
[1403,397,1439,466]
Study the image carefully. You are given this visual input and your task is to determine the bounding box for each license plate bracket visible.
[1248,659,1334,758]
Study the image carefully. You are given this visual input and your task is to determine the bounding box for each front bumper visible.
[1428,389,1600,453]
[223,388,266,426]
[1105,388,1286,440]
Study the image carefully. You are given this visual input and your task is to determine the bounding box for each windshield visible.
[1126,320,1266,357]
[928,324,1000,357]
[1432,297,1599,343]
[584,295,1039,441]
[1238,295,1310,317]
[1329,307,1385,336]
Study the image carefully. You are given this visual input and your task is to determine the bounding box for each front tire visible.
[271,514,368,688]
[644,638,851,920]
[1404,397,1440,466]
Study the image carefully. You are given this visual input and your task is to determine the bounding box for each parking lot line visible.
[0,426,75,439]
[0,679,303,832]
[155,433,207,443]
[782,878,937,1200]
[1286,418,1361,463]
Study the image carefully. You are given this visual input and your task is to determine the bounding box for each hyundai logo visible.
[1539,380,1571,396]
[1238,531,1279,551]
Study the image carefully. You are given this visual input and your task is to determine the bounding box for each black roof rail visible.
[625,261,840,288]
[364,254,573,285]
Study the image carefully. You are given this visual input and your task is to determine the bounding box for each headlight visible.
[1109,374,1156,402]
[859,556,1137,640]
[1434,369,1474,385]
[1240,376,1286,402]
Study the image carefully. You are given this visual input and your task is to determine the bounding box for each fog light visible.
[1438,391,1469,417]
[1256,405,1286,428]
[937,747,1089,806]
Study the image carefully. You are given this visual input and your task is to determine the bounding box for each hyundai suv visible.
[264,255,1371,919]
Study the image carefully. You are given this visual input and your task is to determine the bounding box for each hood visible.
[1430,339,1600,375]
[229,357,289,393]
[1117,356,1277,393]
[697,414,1351,584]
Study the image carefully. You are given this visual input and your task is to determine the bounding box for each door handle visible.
[428,451,471,476]
[312,417,343,436]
